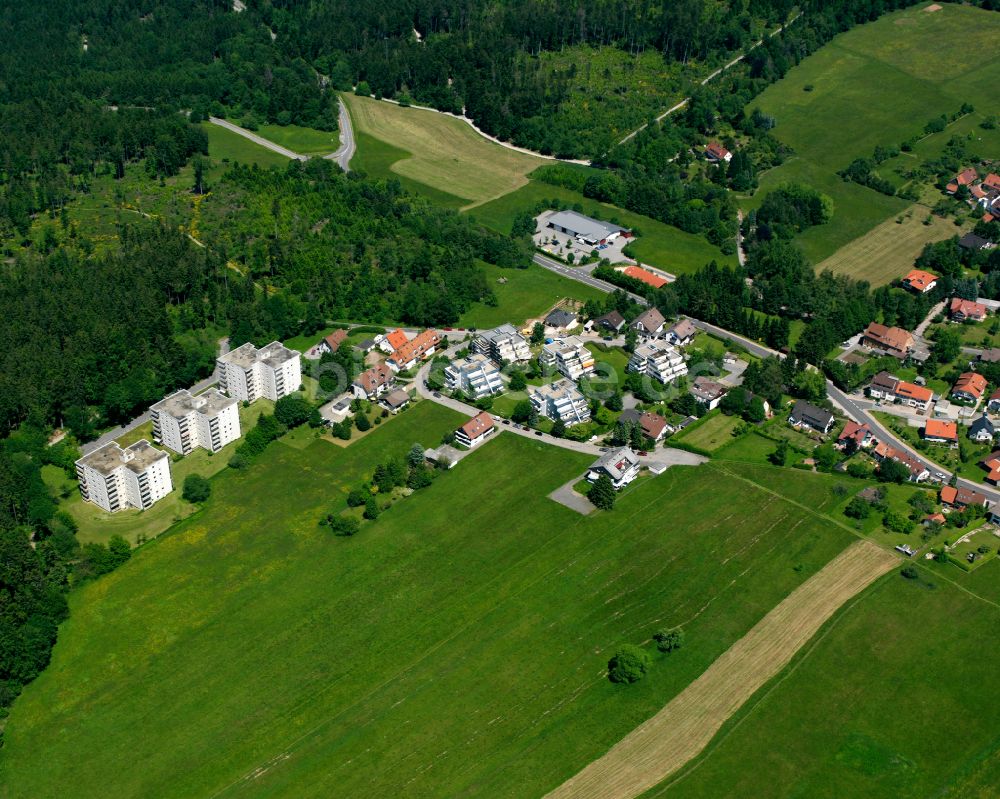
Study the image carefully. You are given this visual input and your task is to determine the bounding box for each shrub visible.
[653,629,684,653]
[363,496,380,520]
[322,515,360,537]
[182,474,211,504]
[900,566,918,580]
[608,644,650,684]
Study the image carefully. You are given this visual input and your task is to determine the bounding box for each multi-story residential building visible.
[75,440,173,513]
[387,329,441,372]
[217,341,302,403]
[529,379,591,426]
[539,336,595,381]
[861,323,914,358]
[444,354,504,399]
[150,389,241,455]
[472,324,532,364]
[353,363,395,400]
[627,340,688,385]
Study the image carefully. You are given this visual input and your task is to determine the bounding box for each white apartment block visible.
[472,323,531,365]
[444,354,505,399]
[217,341,302,403]
[150,389,241,455]
[529,379,591,426]
[75,440,173,513]
[627,340,688,385]
[539,336,595,381]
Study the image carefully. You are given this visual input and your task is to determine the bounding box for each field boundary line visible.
[543,540,896,799]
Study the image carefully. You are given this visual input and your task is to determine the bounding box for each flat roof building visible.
[529,379,591,426]
[150,389,241,455]
[75,440,173,513]
[627,340,687,385]
[540,336,595,381]
[547,210,629,245]
[218,341,302,403]
[444,354,504,399]
[472,323,531,365]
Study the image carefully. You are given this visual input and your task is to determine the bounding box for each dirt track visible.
[544,540,897,799]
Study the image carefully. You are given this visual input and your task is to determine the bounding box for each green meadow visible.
[1,403,856,799]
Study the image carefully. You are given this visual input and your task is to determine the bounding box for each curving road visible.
[325,98,355,171]
[208,117,308,161]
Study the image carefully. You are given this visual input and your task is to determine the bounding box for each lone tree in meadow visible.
[608,644,650,684]
[182,474,211,503]
[588,474,616,510]
[653,629,684,654]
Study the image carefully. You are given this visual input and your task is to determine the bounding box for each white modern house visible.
[444,354,504,399]
[75,440,173,513]
[472,323,532,365]
[217,341,302,403]
[587,447,640,489]
[529,380,591,426]
[627,340,688,385]
[150,389,241,455]
[539,336,595,381]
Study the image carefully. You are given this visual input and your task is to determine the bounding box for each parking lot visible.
[533,210,632,265]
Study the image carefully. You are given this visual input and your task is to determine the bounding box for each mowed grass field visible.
[201,122,291,171]
[746,3,1000,266]
[814,204,961,285]
[256,123,339,156]
[1,406,857,799]
[343,93,546,209]
[654,558,1000,799]
[459,261,607,329]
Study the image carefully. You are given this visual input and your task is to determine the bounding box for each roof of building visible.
[705,141,731,160]
[623,266,668,288]
[959,233,991,251]
[902,269,938,291]
[924,512,947,524]
[591,447,639,480]
[458,411,494,440]
[941,485,988,507]
[870,371,900,391]
[690,376,727,400]
[532,378,585,402]
[381,389,411,409]
[355,338,376,351]
[547,210,626,241]
[390,329,440,366]
[385,328,410,351]
[838,420,872,444]
[638,412,668,439]
[970,415,995,435]
[632,339,681,361]
[952,371,988,399]
[925,418,958,440]
[354,363,394,394]
[324,329,348,352]
[221,340,300,369]
[950,297,988,318]
[594,310,626,329]
[77,439,168,476]
[667,319,697,340]
[790,400,834,429]
[873,442,927,478]
[863,322,914,353]
[954,167,979,186]
[151,388,236,419]
[984,173,1000,192]
[545,308,577,328]
[477,323,524,343]
[633,307,666,331]
[982,349,1000,364]
[896,381,933,403]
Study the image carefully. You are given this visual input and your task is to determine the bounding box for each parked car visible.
[535,431,543,437]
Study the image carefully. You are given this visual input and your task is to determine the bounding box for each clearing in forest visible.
[342,93,545,208]
[545,540,897,799]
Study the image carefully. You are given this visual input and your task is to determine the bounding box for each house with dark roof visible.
[988,388,1000,413]
[587,447,640,489]
[690,376,728,410]
[544,308,578,330]
[632,307,666,336]
[788,400,834,434]
[665,319,697,347]
[379,389,411,414]
[969,415,995,443]
[959,233,991,252]
[593,310,626,333]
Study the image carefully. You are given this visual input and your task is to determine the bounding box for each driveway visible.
[549,480,595,515]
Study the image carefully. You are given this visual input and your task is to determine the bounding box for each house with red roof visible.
[946,167,978,194]
[704,141,732,163]
[923,418,958,444]
[837,421,876,450]
[901,269,938,294]
[319,329,348,354]
[622,266,668,289]
[950,371,988,404]
[352,363,395,400]
[387,329,441,372]
[950,297,988,322]
[454,411,495,448]
[380,328,410,355]
[940,485,988,509]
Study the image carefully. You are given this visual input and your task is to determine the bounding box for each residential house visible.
[950,372,988,404]
[690,376,728,410]
[454,411,495,448]
[352,363,394,400]
[387,329,441,372]
[705,141,732,163]
[959,233,992,252]
[380,328,410,355]
[950,297,988,322]
[546,210,629,245]
[618,408,670,441]
[593,310,626,333]
[217,341,302,403]
[969,415,996,443]
[980,348,1000,364]
[982,450,1000,484]
[867,372,933,410]
[380,389,411,414]
[923,418,958,444]
[788,400,835,434]
[529,380,591,426]
[837,421,876,450]
[901,269,938,294]
[472,324,531,365]
[861,323,914,358]
[317,329,348,355]
[355,338,377,354]
[444,354,504,399]
[627,339,688,385]
[940,485,989,509]
[587,447,641,489]
[150,389,241,455]
[988,388,1000,413]
[665,319,697,347]
[75,440,173,513]
[622,266,668,289]
[632,307,666,337]
[873,442,930,482]
[540,336,595,381]
[544,308,578,331]
[946,167,978,194]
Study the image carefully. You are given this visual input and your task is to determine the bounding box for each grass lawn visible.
[673,412,744,452]
[458,261,607,329]
[655,560,1000,799]
[586,342,631,386]
[745,3,1000,267]
[343,93,546,209]
[201,122,291,170]
[256,123,339,156]
[468,178,736,276]
[815,204,962,286]
[2,406,859,798]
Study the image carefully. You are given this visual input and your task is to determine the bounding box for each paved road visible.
[208,117,308,161]
[325,98,355,171]
[532,253,648,305]
[80,338,229,455]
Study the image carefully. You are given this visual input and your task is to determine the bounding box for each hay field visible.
[545,540,897,799]
[343,93,546,208]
